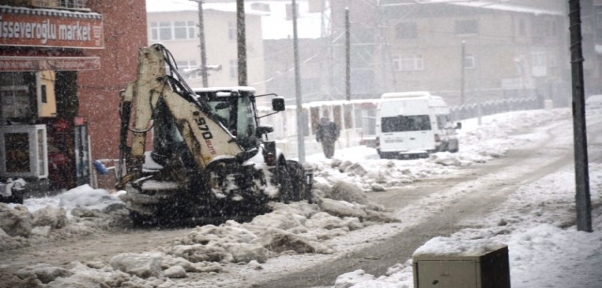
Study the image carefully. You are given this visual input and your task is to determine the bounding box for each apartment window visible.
[396,22,417,39]
[464,53,475,69]
[548,54,557,67]
[229,22,236,41]
[597,6,602,29]
[531,51,547,67]
[230,59,238,79]
[176,60,199,79]
[174,21,197,40]
[150,22,158,41]
[455,20,478,35]
[518,19,527,36]
[251,3,270,12]
[159,22,172,40]
[150,21,197,41]
[392,54,424,71]
[58,0,87,9]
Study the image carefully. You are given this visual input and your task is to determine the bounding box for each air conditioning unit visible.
[0,125,49,179]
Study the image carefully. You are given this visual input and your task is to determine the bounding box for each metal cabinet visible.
[413,245,510,288]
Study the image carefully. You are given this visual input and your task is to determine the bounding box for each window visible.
[159,22,172,41]
[230,59,238,79]
[251,3,270,12]
[531,51,547,67]
[455,20,478,35]
[174,21,196,40]
[597,6,602,29]
[381,115,431,132]
[176,60,199,79]
[58,0,87,9]
[548,54,557,68]
[150,22,159,41]
[464,53,475,69]
[518,19,527,36]
[436,114,451,130]
[150,21,197,41]
[229,22,236,41]
[392,54,424,71]
[396,22,417,39]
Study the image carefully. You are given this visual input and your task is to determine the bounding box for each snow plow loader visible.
[116,44,307,226]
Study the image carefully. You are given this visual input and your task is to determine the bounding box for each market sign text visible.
[0,10,104,49]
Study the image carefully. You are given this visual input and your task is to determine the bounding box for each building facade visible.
[146,0,266,96]
[0,0,146,191]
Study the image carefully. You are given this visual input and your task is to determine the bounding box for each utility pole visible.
[191,0,208,87]
[460,40,465,106]
[345,7,351,101]
[236,0,247,86]
[569,0,592,232]
[292,0,305,163]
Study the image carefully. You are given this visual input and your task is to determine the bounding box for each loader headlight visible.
[265,152,276,166]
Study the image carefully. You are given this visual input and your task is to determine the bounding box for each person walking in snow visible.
[316,116,340,159]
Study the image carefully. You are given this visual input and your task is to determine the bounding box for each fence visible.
[263,96,543,159]
[450,97,540,121]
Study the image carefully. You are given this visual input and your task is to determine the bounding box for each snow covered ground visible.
[1,107,601,287]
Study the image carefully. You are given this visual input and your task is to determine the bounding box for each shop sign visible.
[0,6,104,49]
[0,56,100,71]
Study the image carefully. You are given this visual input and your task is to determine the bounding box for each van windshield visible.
[382,115,431,132]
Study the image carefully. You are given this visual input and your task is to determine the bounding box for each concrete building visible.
[0,0,147,190]
[145,0,266,95]
[377,1,569,106]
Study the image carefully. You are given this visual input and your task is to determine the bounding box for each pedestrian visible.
[316,116,340,159]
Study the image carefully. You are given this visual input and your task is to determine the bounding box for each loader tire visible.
[286,160,305,201]
[130,210,158,227]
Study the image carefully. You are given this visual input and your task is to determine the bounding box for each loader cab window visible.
[236,93,257,148]
[206,91,258,149]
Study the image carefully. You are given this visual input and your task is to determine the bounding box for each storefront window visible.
[0,72,34,120]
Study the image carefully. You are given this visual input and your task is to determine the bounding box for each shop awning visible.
[0,56,100,71]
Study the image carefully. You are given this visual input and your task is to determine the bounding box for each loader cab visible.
[194,87,261,150]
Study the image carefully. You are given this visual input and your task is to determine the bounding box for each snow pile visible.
[2,179,401,286]
[306,109,571,193]
[333,162,602,287]
[0,185,127,251]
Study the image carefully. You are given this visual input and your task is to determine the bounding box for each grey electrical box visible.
[413,244,510,288]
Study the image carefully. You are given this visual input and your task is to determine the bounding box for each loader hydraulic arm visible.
[118,44,244,186]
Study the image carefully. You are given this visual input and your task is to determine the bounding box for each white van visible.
[375,91,461,159]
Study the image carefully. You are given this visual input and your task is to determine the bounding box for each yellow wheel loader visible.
[116,44,307,226]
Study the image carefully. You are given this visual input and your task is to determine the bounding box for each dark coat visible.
[316,121,340,143]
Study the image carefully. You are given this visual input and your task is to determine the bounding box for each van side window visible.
[382,115,431,132]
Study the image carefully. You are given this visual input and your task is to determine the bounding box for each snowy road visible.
[255,119,598,287]
[2,109,600,288]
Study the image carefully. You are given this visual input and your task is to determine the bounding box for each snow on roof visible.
[145,0,266,16]
[257,1,328,40]
[450,1,563,16]
[145,0,326,40]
